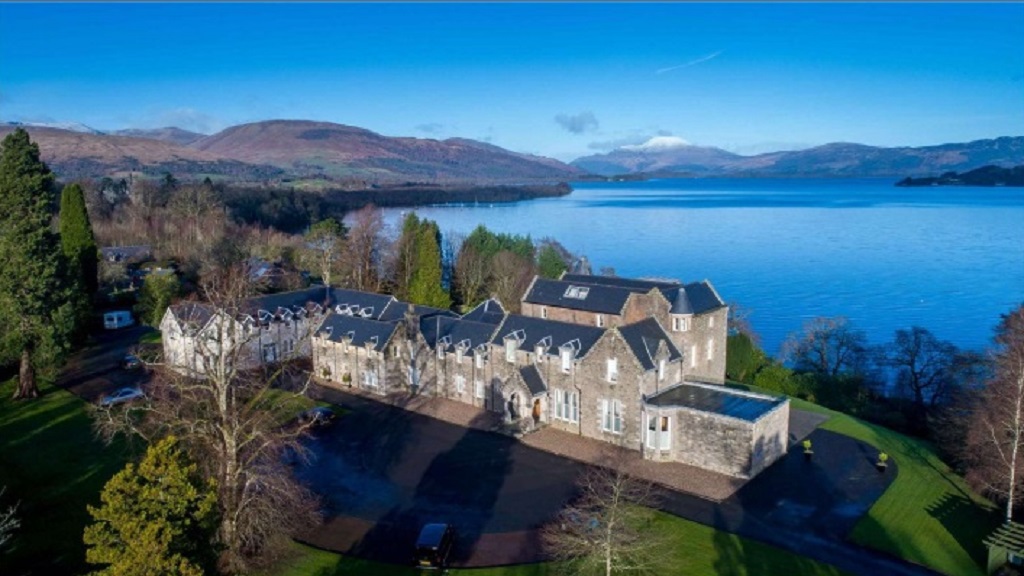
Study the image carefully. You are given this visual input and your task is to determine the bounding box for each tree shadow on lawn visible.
[927,492,1001,568]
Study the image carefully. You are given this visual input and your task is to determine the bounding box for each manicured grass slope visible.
[820,415,1000,576]
[0,378,134,575]
[729,380,1000,576]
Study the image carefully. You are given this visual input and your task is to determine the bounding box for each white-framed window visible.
[709,316,715,328]
[555,389,579,423]
[707,338,714,361]
[646,414,672,450]
[540,306,548,319]
[658,358,667,381]
[606,357,618,383]
[475,352,485,369]
[596,314,604,327]
[262,343,277,363]
[408,366,420,386]
[505,339,517,363]
[456,348,464,364]
[363,370,379,388]
[475,379,485,399]
[454,374,466,394]
[673,316,690,332]
[560,348,573,374]
[535,345,545,363]
[601,399,623,434]
[690,345,697,368]
[437,345,445,359]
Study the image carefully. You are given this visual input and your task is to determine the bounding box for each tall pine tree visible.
[59,182,98,341]
[60,182,99,296]
[407,219,451,309]
[0,129,75,399]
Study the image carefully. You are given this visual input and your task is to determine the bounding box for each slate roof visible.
[327,288,397,320]
[560,273,680,293]
[522,278,632,315]
[167,301,215,330]
[244,286,331,319]
[492,314,606,359]
[378,301,457,323]
[617,318,683,371]
[560,273,725,315]
[461,298,507,325]
[646,384,784,422]
[520,365,548,396]
[316,313,399,352]
[420,316,498,355]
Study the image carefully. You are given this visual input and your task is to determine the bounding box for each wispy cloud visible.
[155,107,220,134]
[656,50,723,75]
[555,111,599,135]
[416,122,445,134]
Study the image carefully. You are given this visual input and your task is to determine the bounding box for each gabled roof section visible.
[419,315,498,353]
[523,278,631,315]
[378,300,457,323]
[245,286,331,319]
[675,281,726,315]
[167,301,214,330]
[520,365,548,397]
[327,287,397,320]
[618,318,682,370]
[560,273,680,293]
[316,313,398,352]
[461,298,507,325]
[492,314,606,358]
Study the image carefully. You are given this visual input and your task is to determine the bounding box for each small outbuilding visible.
[984,521,1024,575]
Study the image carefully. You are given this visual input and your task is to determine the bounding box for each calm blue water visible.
[375,178,1024,357]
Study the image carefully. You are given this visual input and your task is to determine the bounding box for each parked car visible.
[121,354,142,370]
[99,387,145,407]
[414,522,455,570]
[297,406,336,427]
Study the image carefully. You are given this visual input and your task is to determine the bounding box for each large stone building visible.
[161,274,789,478]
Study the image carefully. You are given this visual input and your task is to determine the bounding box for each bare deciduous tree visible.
[454,244,490,311]
[341,204,385,292]
[782,316,868,377]
[491,250,534,314]
[95,262,322,573]
[883,326,965,422]
[542,461,670,576]
[967,305,1024,522]
[0,486,19,551]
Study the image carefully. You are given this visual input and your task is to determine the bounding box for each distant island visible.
[896,165,1024,187]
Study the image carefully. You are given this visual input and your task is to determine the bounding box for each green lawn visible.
[0,378,135,575]
[137,330,162,344]
[269,513,853,576]
[728,380,1000,576]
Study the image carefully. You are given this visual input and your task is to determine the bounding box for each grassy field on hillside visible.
[729,381,1000,576]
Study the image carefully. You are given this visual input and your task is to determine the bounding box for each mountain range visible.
[1,119,1022,185]
[571,135,1024,178]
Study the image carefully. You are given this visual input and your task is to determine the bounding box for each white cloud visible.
[621,136,691,151]
[555,111,599,134]
[656,50,724,75]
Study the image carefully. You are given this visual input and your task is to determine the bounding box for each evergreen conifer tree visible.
[0,128,75,399]
[407,220,451,309]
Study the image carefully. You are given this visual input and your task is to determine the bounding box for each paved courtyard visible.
[299,385,938,575]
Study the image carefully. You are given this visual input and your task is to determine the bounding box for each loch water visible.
[377,178,1024,357]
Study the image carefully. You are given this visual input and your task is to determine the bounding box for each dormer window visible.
[456,348,464,364]
[563,285,590,300]
[475,351,485,369]
[505,339,517,363]
[535,344,545,363]
[561,348,573,373]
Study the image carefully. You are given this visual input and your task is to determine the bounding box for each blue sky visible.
[1,2,1021,161]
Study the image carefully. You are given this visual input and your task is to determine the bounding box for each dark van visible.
[414,522,454,570]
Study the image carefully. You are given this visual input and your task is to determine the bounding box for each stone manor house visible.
[162,273,790,478]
